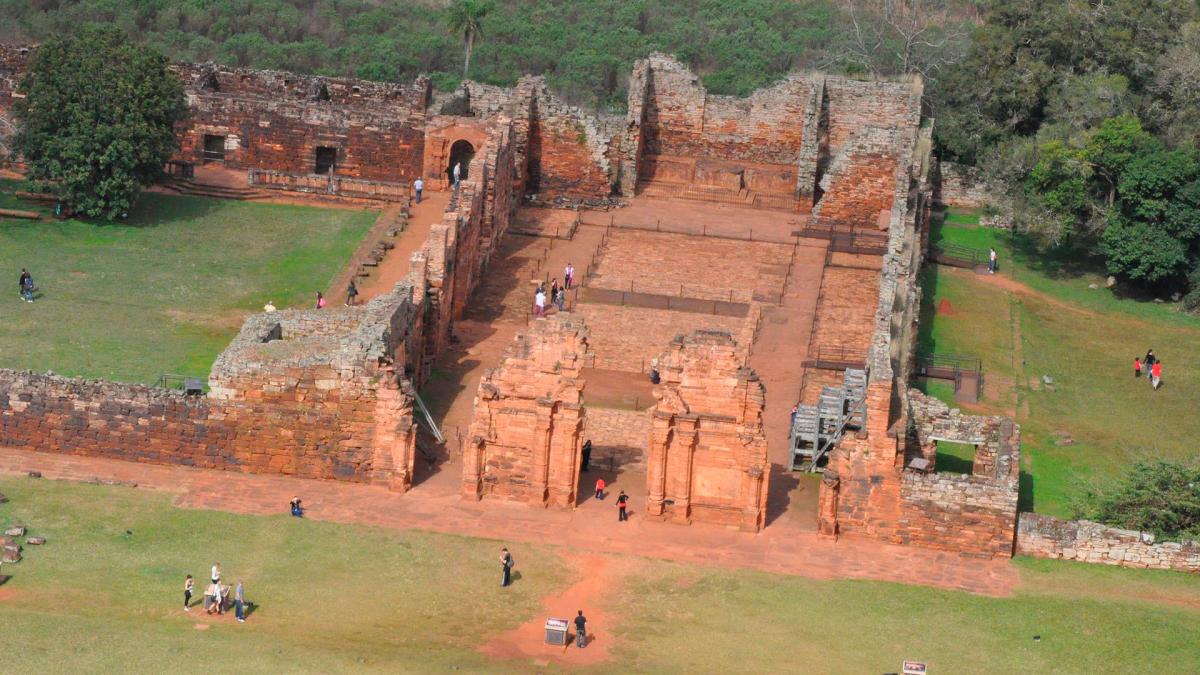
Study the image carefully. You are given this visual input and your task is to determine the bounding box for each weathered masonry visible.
[0,46,1031,560]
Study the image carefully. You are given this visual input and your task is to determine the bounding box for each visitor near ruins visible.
[574,610,588,649]
[414,176,423,203]
[499,548,514,587]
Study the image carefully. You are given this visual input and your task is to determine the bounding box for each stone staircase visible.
[159,178,269,201]
[636,180,801,211]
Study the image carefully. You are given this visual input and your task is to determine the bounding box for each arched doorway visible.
[447,139,475,185]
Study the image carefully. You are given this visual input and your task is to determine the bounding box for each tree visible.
[445,0,493,79]
[1072,460,1200,541]
[829,0,969,79]
[13,26,186,220]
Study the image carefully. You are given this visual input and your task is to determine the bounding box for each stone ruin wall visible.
[172,63,431,183]
[646,331,769,532]
[0,102,520,492]
[0,46,30,165]
[936,160,994,209]
[583,406,650,472]
[462,314,588,508]
[1017,513,1200,573]
[816,115,1025,559]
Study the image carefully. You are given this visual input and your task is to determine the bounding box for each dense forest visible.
[5,0,1200,300]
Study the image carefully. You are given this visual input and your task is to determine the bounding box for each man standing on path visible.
[500,547,514,587]
[988,247,998,274]
[617,490,629,522]
[346,280,359,306]
[235,580,246,623]
[414,176,423,204]
[564,262,574,290]
[453,162,462,189]
[574,610,588,648]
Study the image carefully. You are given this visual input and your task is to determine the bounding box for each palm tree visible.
[445,0,493,79]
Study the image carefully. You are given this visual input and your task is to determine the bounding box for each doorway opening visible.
[202,135,226,163]
[447,139,475,185]
[314,146,338,175]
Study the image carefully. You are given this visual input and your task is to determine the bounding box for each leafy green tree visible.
[1073,461,1200,541]
[445,0,493,78]
[13,26,186,220]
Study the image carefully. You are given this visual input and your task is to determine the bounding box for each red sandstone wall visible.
[526,85,618,200]
[583,406,648,472]
[0,370,381,482]
[823,78,921,161]
[641,55,811,166]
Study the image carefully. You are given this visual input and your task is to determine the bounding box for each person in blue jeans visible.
[235,580,246,623]
[574,610,588,648]
[500,548,513,587]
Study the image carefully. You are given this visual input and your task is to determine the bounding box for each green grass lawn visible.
[923,211,1200,517]
[2,476,1196,673]
[0,183,375,383]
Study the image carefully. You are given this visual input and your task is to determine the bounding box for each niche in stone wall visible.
[447,139,475,182]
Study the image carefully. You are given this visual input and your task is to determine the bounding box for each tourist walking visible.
[988,248,998,274]
[184,574,194,611]
[453,162,462,188]
[500,547,514,587]
[346,280,359,306]
[235,580,247,622]
[564,262,574,289]
[581,439,592,472]
[414,177,424,203]
[316,292,326,309]
[290,496,304,517]
[555,287,565,312]
[534,288,546,318]
[1151,361,1163,390]
[617,490,629,522]
[211,562,221,585]
[574,610,588,648]
[1134,357,1142,378]
[594,477,606,500]
[551,278,560,299]
[263,300,277,312]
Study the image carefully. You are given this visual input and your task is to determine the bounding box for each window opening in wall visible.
[202,134,226,163]
[314,146,338,175]
[934,440,977,474]
[447,139,475,184]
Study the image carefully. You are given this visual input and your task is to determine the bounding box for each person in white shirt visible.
[534,289,546,318]
[414,177,424,203]
[263,300,276,312]
[452,162,462,188]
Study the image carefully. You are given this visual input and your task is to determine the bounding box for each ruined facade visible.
[0,45,1033,559]
[462,314,588,507]
[646,331,769,532]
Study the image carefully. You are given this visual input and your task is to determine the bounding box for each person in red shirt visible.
[1134,357,1142,378]
[594,477,605,500]
[1151,361,1162,390]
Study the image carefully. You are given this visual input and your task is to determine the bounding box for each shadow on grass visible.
[1019,470,1035,513]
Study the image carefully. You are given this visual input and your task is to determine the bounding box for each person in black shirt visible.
[617,490,629,522]
[574,610,588,648]
[499,547,513,587]
[581,440,592,472]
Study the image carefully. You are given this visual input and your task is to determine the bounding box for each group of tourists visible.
[184,562,248,622]
[1134,348,1165,390]
[532,263,575,318]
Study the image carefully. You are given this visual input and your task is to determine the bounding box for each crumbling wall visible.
[525,78,620,202]
[462,314,589,507]
[811,127,900,229]
[1017,514,1200,573]
[823,77,922,162]
[638,54,811,166]
[646,330,769,532]
[937,160,993,208]
[173,63,429,182]
[0,45,30,165]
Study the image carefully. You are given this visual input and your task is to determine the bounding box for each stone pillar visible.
[645,412,672,516]
[462,436,485,501]
[546,402,583,508]
[665,415,698,524]
[817,471,840,537]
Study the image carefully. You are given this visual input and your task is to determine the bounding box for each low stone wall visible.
[249,170,410,202]
[1017,513,1200,573]
[0,369,382,482]
[898,472,1019,558]
[583,406,648,472]
[937,161,992,208]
